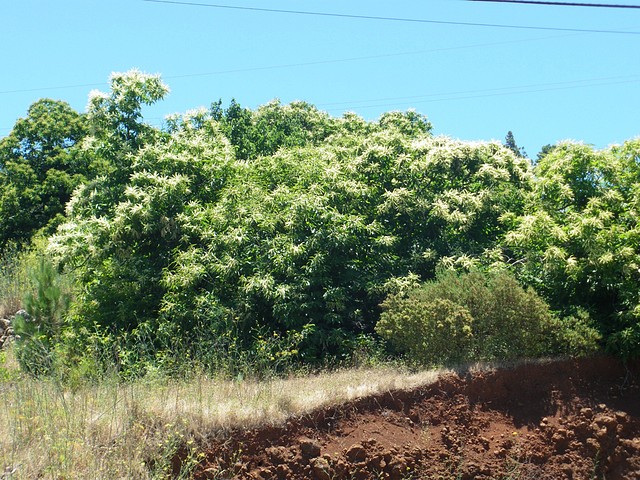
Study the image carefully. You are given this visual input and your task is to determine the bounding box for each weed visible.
[0,365,442,479]
[0,244,33,319]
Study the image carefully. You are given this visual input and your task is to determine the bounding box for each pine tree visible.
[504,131,527,158]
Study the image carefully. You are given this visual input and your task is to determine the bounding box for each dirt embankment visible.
[189,357,640,479]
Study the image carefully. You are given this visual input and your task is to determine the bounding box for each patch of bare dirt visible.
[190,357,640,479]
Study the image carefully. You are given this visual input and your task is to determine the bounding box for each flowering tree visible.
[505,141,640,357]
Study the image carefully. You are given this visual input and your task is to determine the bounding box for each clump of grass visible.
[0,358,444,479]
[0,244,33,319]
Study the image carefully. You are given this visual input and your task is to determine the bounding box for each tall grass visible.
[0,244,33,319]
[0,242,445,478]
[0,346,443,479]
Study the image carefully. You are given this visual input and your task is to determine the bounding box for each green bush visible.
[376,269,599,366]
[13,256,72,375]
[376,296,474,364]
[549,308,602,357]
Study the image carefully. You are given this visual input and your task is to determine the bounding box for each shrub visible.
[549,308,602,357]
[376,269,597,366]
[376,296,474,365]
[13,256,72,375]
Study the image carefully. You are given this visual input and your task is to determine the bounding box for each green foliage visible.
[376,270,596,366]
[210,98,256,160]
[211,99,339,160]
[0,239,64,319]
[51,107,234,371]
[549,308,602,357]
[505,140,640,357]
[0,243,31,318]
[23,257,71,337]
[13,256,72,375]
[87,70,169,153]
[0,99,88,247]
[378,109,432,137]
[0,348,21,383]
[77,70,170,216]
[7,69,637,380]
[190,323,315,380]
[536,143,557,163]
[503,130,527,158]
[47,74,533,371]
[377,296,474,365]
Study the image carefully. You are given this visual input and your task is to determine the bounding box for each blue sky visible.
[2,0,639,156]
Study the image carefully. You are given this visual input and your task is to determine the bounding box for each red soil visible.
[189,357,640,479]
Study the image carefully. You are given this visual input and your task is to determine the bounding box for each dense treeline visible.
[1,71,638,377]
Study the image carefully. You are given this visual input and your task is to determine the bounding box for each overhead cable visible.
[469,0,640,8]
[141,0,640,35]
[3,74,638,133]
[322,76,640,112]
[316,74,640,108]
[0,33,578,96]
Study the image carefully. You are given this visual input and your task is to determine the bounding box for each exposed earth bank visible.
[190,357,640,479]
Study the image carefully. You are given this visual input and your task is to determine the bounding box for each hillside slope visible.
[190,357,639,479]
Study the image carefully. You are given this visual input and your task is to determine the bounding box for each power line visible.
[469,0,640,8]
[142,0,640,35]
[1,3,635,97]
[166,41,529,81]
[322,76,640,112]
[164,34,576,79]
[316,74,640,108]
[0,82,108,96]
[0,33,577,96]
[3,74,639,133]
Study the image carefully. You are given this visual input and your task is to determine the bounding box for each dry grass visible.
[0,246,29,320]
[0,347,445,479]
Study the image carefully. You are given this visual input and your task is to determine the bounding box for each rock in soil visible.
[188,357,640,480]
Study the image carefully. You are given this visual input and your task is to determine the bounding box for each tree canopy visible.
[506,140,640,357]
[48,79,530,362]
[0,99,88,248]
[2,70,639,377]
